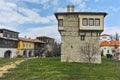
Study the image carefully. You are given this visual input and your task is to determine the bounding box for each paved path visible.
[0,60,25,77]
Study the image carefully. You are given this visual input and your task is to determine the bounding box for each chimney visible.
[71,5,74,12]
[67,5,70,12]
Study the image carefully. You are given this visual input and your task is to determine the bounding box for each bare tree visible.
[80,38,100,63]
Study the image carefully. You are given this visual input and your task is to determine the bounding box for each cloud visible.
[94,0,103,2]
[0,0,56,27]
[23,0,58,9]
[106,6,120,13]
[102,26,120,35]
[19,26,61,42]
[23,0,49,4]
[0,25,16,31]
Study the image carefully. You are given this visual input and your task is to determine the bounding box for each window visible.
[7,34,10,38]
[102,37,107,39]
[107,50,109,53]
[104,48,106,50]
[80,35,85,41]
[29,44,31,47]
[23,44,25,47]
[0,30,3,33]
[26,44,28,47]
[82,18,88,26]
[58,19,63,26]
[90,31,93,37]
[89,18,94,26]
[95,18,100,26]
[96,31,100,37]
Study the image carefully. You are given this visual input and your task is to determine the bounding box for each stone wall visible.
[59,14,103,63]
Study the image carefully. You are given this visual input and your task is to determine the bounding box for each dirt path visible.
[0,60,25,77]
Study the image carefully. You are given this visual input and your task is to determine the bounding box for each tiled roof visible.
[100,41,110,46]
[0,28,19,33]
[100,40,120,47]
[37,36,54,39]
[32,39,45,43]
[101,34,110,36]
[110,40,120,46]
[19,37,46,43]
[18,37,34,42]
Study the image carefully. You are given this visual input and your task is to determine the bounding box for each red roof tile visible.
[18,37,34,42]
[101,34,110,36]
[100,41,110,46]
[32,39,45,43]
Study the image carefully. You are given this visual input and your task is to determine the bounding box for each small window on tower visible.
[82,18,88,26]
[58,19,63,26]
[80,35,85,41]
[95,18,100,26]
[89,18,94,26]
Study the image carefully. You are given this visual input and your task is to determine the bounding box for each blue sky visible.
[0,0,120,42]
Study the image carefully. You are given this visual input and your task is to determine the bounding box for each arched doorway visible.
[4,50,12,58]
[23,50,27,57]
[28,51,32,57]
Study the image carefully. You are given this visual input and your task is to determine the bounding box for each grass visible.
[0,58,24,67]
[0,57,120,80]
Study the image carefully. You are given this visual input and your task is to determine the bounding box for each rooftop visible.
[101,34,110,36]
[37,36,54,39]
[18,37,34,42]
[0,28,19,34]
[32,39,45,43]
[55,12,107,19]
[100,40,120,46]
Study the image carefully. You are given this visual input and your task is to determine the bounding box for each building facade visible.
[36,36,58,57]
[100,41,113,56]
[100,34,111,42]
[0,28,19,58]
[55,5,107,63]
[17,37,34,57]
[100,40,120,56]
[33,39,45,57]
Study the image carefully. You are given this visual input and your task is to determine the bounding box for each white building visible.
[100,34,111,42]
[100,41,113,56]
[0,28,19,58]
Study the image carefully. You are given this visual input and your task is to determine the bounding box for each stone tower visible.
[55,5,107,63]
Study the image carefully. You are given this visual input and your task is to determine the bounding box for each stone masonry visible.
[55,5,107,63]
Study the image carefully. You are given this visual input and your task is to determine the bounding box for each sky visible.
[0,0,120,42]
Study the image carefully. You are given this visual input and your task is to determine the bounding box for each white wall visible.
[100,36,111,42]
[100,46,113,56]
[0,48,17,58]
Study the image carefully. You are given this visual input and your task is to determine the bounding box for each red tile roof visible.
[32,39,45,43]
[100,41,110,46]
[101,34,110,36]
[18,37,34,42]
[110,40,120,46]
[100,40,120,47]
